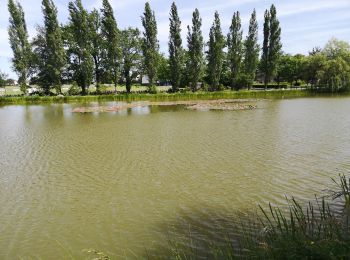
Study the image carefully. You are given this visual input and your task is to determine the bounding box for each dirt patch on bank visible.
[72,99,258,113]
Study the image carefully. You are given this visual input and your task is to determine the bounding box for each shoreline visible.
[0,89,347,105]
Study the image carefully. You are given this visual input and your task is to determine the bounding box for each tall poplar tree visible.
[89,9,104,92]
[227,11,243,90]
[207,11,225,91]
[42,0,65,94]
[8,0,31,93]
[32,26,50,93]
[261,9,270,88]
[121,28,141,93]
[141,2,159,92]
[261,5,282,89]
[101,0,120,92]
[268,5,282,85]
[186,8,204,91]
[244,9,259,89]
[168,2,183,92]
[67,0,93,95]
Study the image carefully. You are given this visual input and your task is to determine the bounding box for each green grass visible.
[0,89,315,105]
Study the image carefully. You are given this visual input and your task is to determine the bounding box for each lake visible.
[0,97,349,258]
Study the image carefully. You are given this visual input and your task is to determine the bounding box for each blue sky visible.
[1,0,350,79]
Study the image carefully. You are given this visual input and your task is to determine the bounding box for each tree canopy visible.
[5,1,350,95]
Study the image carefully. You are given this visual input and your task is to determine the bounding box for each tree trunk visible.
[126,76,131,94]
[55,84,62,95]
[94,58,100,93]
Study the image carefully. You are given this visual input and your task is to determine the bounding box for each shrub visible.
[98,84,108,94]
[67,82,81,96]
[148,85,157,94]
[235,74,253,90]
[217,84,225,91]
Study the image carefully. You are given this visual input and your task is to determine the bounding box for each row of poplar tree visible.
[7,0,282,94]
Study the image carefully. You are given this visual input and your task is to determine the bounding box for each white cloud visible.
[276,0,350,17]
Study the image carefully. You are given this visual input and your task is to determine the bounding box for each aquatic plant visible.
[248,197,350,258]
[330,174,350,207]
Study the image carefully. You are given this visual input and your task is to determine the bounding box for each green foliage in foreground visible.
[162,175,350,259]
[250,198,350,259]
[0,89,314,105]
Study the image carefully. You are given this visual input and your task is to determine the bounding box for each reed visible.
[0,89,313,105]
[247,197,350,258]
[330,174,350,207]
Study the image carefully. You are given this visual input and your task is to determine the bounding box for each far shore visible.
[0,88,339,105]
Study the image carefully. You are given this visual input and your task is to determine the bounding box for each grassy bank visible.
[0,89,318,105]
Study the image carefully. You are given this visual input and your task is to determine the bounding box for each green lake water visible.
[0,97,349,258]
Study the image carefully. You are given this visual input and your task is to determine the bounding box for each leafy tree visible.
[0,72,9,88]
[186,8,204,91]
[219,52,230,86]
[67,0,94,95]
[227,11,243,90]
[41,0,65,94]
[261,5,282,89]
[32,26,51,92]
[309,47,322,56]
[302,39,350,92]
[321,57,350,91]
[8,0,31,93]
[141,2,159,92]
[268,5,282,83]
[276,54,306,87]
[261,10,270,88]
[276,54,293,86]
[89,9,104,93]
[319,39,350,91]
[206,11,225,91]
[157,54,170,85]
[303,52,326,87]
[323,37,350,59]
[101,0,121,93]
[244,9,259,89]
[168,2,184,92]
[180,49,191,87]
[121,27,142,93]
[293,54,307,86]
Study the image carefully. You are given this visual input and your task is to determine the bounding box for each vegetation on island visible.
[3,0,350,98]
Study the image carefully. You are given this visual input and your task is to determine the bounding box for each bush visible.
[217,84,225,91]
[235,74,253,90]
[67,82,81,95]
[98,84,108,94]
[200,82,208,92]
[148,85,157,94]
